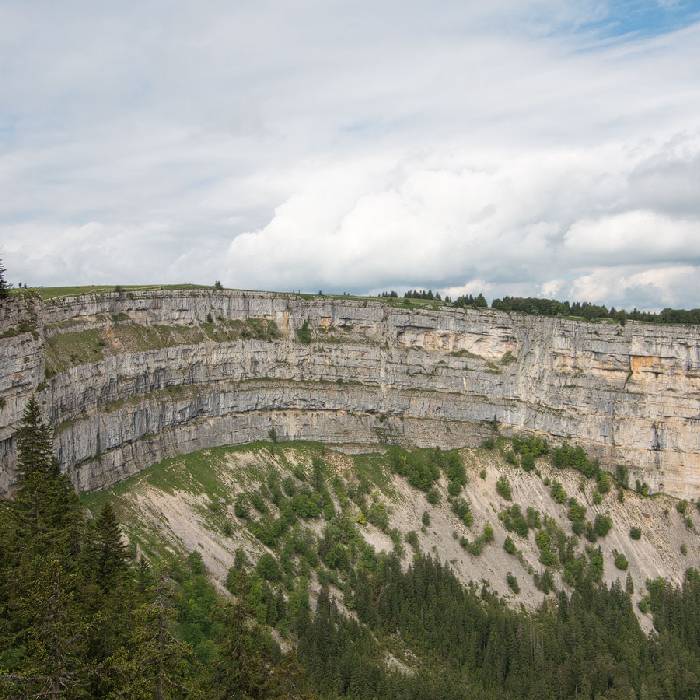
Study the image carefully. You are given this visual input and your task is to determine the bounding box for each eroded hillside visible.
[83,439,700,627]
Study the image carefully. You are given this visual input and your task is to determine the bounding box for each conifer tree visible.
[0,257,10,299]
[94,502,127,589]
[13,396,81,556]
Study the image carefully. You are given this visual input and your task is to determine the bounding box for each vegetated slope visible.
[84,439,699,617]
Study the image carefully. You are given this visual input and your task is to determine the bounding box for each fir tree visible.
[93,503,127,589]
[13,396,81,556]
[0,257,10,299]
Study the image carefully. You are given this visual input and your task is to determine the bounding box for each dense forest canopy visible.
[378,287,700,325]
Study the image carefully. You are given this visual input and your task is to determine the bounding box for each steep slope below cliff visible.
[83,439,700,628]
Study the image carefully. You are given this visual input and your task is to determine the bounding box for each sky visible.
[1,0,699,310]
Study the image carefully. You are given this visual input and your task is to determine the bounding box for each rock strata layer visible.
[1,290,699,497]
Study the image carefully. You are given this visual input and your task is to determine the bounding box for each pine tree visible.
[0,257,10,299]
[93,503,127,589]
[13,396,81,557]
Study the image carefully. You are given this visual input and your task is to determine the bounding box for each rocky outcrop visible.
[1,289,699,497]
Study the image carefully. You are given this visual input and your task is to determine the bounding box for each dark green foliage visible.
[256,553,282,581]
[533,568,555,594]
[596,470,612,494]
[613,550,629,570]
[481,437,495,450]
[421,510,431,527]
[506,572,520,594]
[499,504,529,538]
[451,497,473,528]
[511,435,548,473]
[460,523,494,556]
[550,480,567,504]
[552,442,599,478]
[491,294,700,325]
[496,475,512,500]
[566,498,586,535]
[0,257,10,298]
[677,499,689,515]
[629,526,641,540]
[426,487,440,505]
[593,513,613,537]
[503,536,517,555]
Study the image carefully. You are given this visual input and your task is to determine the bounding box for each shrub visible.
[499,505,528,538]
[681,543,688,556]
[479,469,487,480]
[677,500,688,515]
[635,480,649,497]
[567,499,586,533]
[496,476,512,501]
[629,527,641,540]
[256,553,281,581]
[535,530,558,567]
[506,573,520,594]
[534,569,555,594]
[552,443,598,478]
[282,476,297,497]
[526,506,541,530]
[452,498,473,528]
[482,437,495,450]
[550,480,567,504]
[234,495,249,519]
[504,450,517,466]
[613,550,628,570]
[626,573,634,594]
[422,510,431,527]
[405,530,419,551]
[447,480,462,497]
[426,487,440,505]
[596,471,612,494]
[367,501,390,531]
[593,514,613,538]
[685,516,694,531]
[592,491,602,505]
[387,446,441,492]
[521,453,535,472]
[503,536,517,555]
[250,492,268,514]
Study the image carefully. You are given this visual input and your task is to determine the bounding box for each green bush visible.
[479,469,487,480]
[506,573,520,594]
[613,550,628,571]
[405,530,419,551]
[552,443,598,478]
[387,446,441,492]
[534,569,555,594]
[629,527,641,540]
[256,553,282,581]
[521,453,535,472]
[596,471,612,494]
[550,480,567,504]
[499,504,528,538]
[482,437,495,450]
[451,497,473,528]
[593,514,613,538]
[526,506,541,530]
[426,487,440,505]
[677,500,688,515]
[422,510,431,527]
[503,536,517,555]
[535,530,558,567]
[496,476,512,501]
[234,495,249,519]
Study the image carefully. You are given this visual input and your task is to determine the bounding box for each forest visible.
[1,400,699,699]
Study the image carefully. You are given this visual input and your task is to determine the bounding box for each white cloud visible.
[1,1,700,309]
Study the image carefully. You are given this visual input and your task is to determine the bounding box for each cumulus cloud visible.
[1,1,700,309]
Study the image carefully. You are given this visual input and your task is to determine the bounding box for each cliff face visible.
[1,290,699,497]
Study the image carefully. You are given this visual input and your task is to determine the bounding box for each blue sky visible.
[1,0,699,309]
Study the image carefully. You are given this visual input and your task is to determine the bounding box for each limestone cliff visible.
[1,289,698,497]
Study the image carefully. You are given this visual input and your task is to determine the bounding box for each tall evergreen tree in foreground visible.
[13,396,81,556]
[0,258,9,299]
